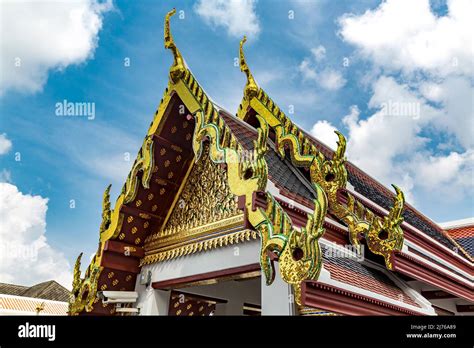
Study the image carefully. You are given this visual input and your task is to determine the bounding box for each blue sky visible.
[0,0,472,287]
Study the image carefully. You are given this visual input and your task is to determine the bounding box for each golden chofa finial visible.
[164,9,186,83]
[72,252,83,290]
[99,184,111,234]
[239,36,258,100]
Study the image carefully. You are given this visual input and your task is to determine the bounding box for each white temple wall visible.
[141,240,260,284]
[135,240,260,315]
[179,277,261,315]
[261,263,296,315]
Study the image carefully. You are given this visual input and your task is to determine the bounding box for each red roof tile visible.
[445,225,474,239]
[320,244,421,307]
[323,263,420,307]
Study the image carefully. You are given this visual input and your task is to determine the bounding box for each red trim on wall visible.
[403,227,472,271]
[392,252,473,302]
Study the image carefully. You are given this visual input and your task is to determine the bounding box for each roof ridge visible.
[234,36,472,264]
[0,282,28,288]
[439,217,474,229]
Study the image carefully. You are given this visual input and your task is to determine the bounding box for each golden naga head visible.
[259,184,328,304]
[343,184,405,270]
[311,130,348,201]
[278,184,327,284]
[239,36,259,100]
[366,184,405,269]
[164,9,186,82]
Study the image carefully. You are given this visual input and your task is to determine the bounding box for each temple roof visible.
[0,295,68,315]
[0,280,70,302]
[69,9,472,315]
[320,244,421,309]
[221,102,471,262]
[441,219,474,258]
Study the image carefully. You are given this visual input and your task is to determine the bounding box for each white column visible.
[136,286,170,315]
[261,264,296,315]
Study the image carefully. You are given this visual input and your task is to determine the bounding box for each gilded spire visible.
[72,252,83,290]
[239,36,258,100]
[99,184,112,234]
[164,9,186,82]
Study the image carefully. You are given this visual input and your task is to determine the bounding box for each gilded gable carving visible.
[160,144,240,236]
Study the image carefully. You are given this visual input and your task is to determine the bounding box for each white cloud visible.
[340,77,437,200]
[0,133,12,155]
[413,150,473,193]
[298,46,346,91]
[311,45,326,61]
[194,0,260,38]
[0,183,71,288]
[318,69,347,91]
[338,0,473,77]
[86,153,134,185]
[255,70,284,86]
[307,76,467,200]
[299,58,318,81]
[432,76,474,149]
[310,120,338,149]
[0,0,113,95]
[329,0,474,207]
[419,82,444,102]
[311,76,471,204]
[0,169,12,183]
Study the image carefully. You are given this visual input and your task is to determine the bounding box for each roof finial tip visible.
[164,8,185,82]
[239,36,258,100]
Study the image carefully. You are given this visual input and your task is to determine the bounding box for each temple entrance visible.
[158,273,262,316]
[137,242,295,315]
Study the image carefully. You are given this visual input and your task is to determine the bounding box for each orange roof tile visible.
[445,225,474,239]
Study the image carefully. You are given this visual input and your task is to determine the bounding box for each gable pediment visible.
[162,143,241,235]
